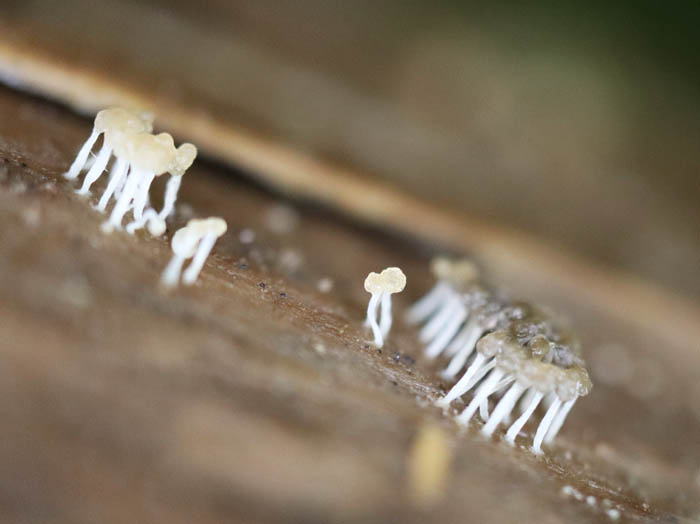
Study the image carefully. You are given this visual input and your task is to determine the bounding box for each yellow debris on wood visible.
[406,422,452,507]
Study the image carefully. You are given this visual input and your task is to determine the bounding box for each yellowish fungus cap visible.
[124,132,175,173]
[364,272,384,294]
[364,267,406,294]
[188,217,228,238]
[380,267,406,293]
[95,107,153,135]
[430,257,478,286]
[170,143,198,177]
[171,227,200,258]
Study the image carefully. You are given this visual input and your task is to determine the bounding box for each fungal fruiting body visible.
[64,107,153,194]
[104,132,175,231]
[158,143,197,220]
[65,107,197,236]
[412,257,592,453]
[406,257,479,360]
[364,267,406,348]
[117,139,196,234]
[160,217,227,288]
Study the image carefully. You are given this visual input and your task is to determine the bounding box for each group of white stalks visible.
[365,258,591,454]
[65,107,227,287]
[68,111,587,452]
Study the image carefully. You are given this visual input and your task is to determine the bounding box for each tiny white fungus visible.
[158,143,197,221]
[405,256,478,326]
[412,258,592,454]
[65,108,153,194]
[182,218,227,285]
[363,267,406,348]
[105,132,174,230]
[161,217,227,287]
[63,107,197,235]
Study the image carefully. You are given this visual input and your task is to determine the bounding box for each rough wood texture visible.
[1,86,699,523]
[1,17,699,396]
[1,0,699,299]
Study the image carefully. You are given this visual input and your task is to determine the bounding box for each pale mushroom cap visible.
[170,143,197,177]
[171,227,199,258]
[124,132,175,173]
[430,257,478,285]
[364,267,406,294]
[187,217,228,238]
[380,267,406,293]
[558,366,592,399]
[104,128,128,153]
[95,107,153,135]
[364,271,384,294]
[136,110,155,130]
[154,132,175,149]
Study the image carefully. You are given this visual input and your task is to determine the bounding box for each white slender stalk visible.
[160,254,186,288]
[182,234,216,285]
[159,175,182,220]
[543,391,556,410]
[445,320,473,357]
[505,390,544,445]
[364,292,380,327]
[456,369,503,426]
[96,157,128,212]
[64,130,99,179]
[532,398,562,454]
[481,375,514,420]
[114,168,127,198]
[544,397,576,445]
[364,268,404,348]
[106,167,143,229]
[420,294,460,345]
[518,388,537,414]
[457,358,495,392]
[126,208,162,235]
[437,353,486,407]
[482,382,525,437]
[405,281,450,324]
[365,292,384,347]
[441,321,484,378]
[379,292,393,337]
[132,171,156,220]
[76,145,111,195]
[424,302,467,359]
[479,398,490,421]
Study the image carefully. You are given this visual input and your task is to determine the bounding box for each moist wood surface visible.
[0,87,699,523]
[2,0,700,299]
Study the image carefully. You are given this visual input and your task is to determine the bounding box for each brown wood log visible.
[0,85,698,523]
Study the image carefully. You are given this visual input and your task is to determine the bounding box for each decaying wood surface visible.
[1,23,700,379]
[1,86,699,523]
[1,0,700,301]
